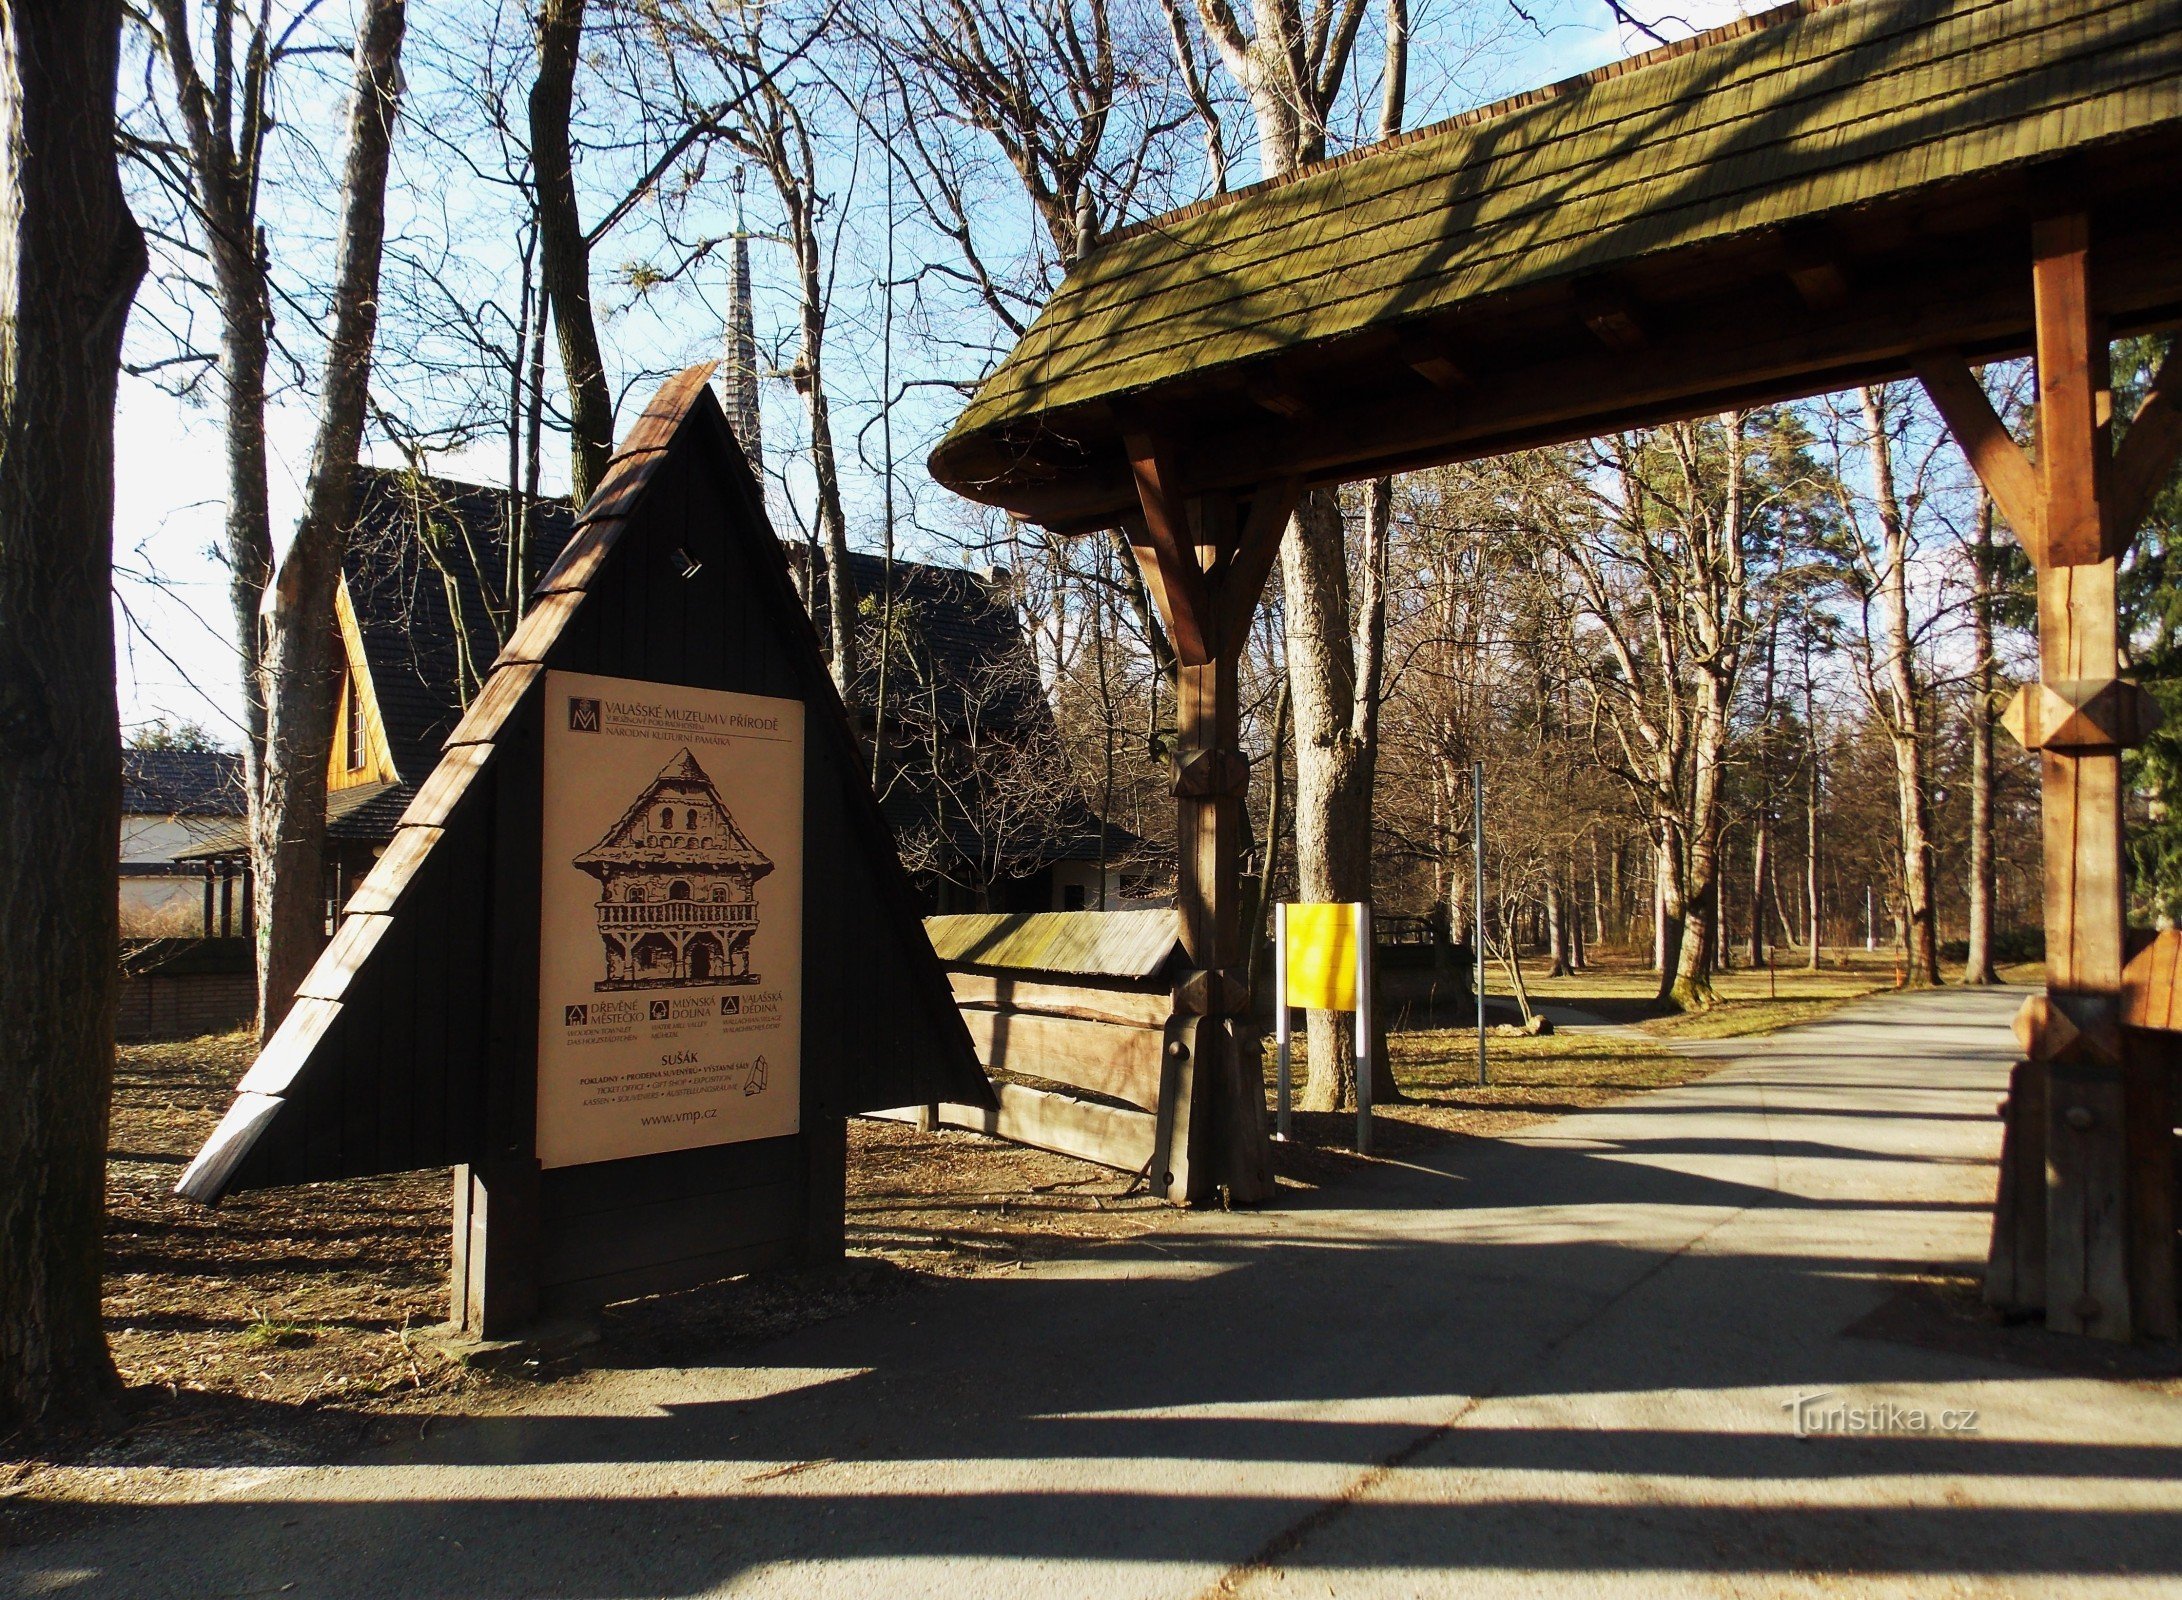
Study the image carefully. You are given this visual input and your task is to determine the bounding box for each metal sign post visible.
[1474,761,1487,1088]
[1273,901,1291,1141]
[1354,900,1373,1155]
[1272,900,1374,1153]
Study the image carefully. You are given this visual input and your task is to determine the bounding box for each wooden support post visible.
[2030,215,2130,1341]
[452,700,545,1336]
[1125,433,1296,1204]
[1925,214,2182,1341]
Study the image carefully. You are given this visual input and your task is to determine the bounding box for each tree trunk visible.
[1860,387,1941,986]
[254,0,407,1035]
[1545,874,1569,976]
[1655,820,1687,992]
[1805,644,1823,969]
[1286,485,1394,1109]
[1965,495,2000,984]
[0,0,145,1432]
[531,0,614,502]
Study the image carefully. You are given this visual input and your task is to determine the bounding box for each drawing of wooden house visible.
[575,748,773,989]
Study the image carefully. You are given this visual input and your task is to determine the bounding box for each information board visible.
[536,669,804,1167]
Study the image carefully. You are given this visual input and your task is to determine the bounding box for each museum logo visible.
[568,696,602,732]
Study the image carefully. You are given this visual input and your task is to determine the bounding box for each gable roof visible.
[122,747,245,817]
[344,469,576,781]
[178,366,993,1204]
[575,748,773,875]
[932,0,2182,523]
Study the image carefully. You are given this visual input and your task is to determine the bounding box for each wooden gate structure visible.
[929,0,2182,1335]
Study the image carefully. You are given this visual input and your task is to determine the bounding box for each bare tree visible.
[254,0,409,1031]
[139,0,286,790]
[531,0,617,502]
[0,0,146,1431]
[1830,384,1944,986]
[1964,493,2001,983]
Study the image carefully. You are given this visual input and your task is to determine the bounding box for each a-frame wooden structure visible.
[181,367,991,1334]
[931,0,2182,1334]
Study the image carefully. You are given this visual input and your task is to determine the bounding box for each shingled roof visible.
[122,748,245,817]
[345,469,576,781]
[933,0,2182,524]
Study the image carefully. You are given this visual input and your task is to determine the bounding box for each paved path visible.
[12,988,2180,1598]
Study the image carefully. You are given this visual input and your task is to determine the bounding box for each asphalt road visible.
[11,986,2179,1599]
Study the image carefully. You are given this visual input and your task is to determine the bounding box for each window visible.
[344,673,365,771]
[660,806,674,831]
[686,807,699,831]
[1063,882,1087,911]
[669,880,692,901]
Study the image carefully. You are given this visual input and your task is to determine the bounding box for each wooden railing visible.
[596,900,754,928]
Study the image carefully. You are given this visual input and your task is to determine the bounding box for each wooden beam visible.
[1123,428,1212,665]
[1212,476,1302,653]
[1782,223,1851,311]
[1916,354,2045,561]
[2031,213,2113,566]
[1573,277,1647,351]
[1246,380,1311,419]
[2109,338,2182,542]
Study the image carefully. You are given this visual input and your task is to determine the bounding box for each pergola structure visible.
[930,0,2182,1337]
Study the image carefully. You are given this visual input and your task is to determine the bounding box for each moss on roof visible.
[939,0,2182,459]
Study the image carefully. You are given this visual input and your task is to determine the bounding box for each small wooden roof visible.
[931,0,2182,530]
[926,910,1182,980]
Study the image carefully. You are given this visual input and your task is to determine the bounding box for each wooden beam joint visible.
[1573,278,1647,352]
[2001,678,2162,752]
[1173,967,1251,1018]
[2014,991,2123,1069]
[1171,747,1250,799]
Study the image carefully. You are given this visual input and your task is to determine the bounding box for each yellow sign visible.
[1284,902,1362,1011]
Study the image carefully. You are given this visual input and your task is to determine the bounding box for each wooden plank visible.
[1985,1059,2047,1314]
[1916,355,2046,559]
[234,997,344,1096]
[929,1081,1158,1174]
[948,972,1173,1027]
[2124,1035,2179,1339]
[926,909,1179,979]
[1213,477,1303,653]
[540,1134,803,1219]
[539,1177,802,1286]
[338,825,444,916]
[959,1008,1166,1111]
[1123,429,1212,665]
[173,1092,286,1205]
[293,913,395,1004]
[2047,1063,2134,1338]
[2031,212,2112,566]
[538,1238,796,1317]
[400,742,494,828]
[2121,928,2182,1031]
